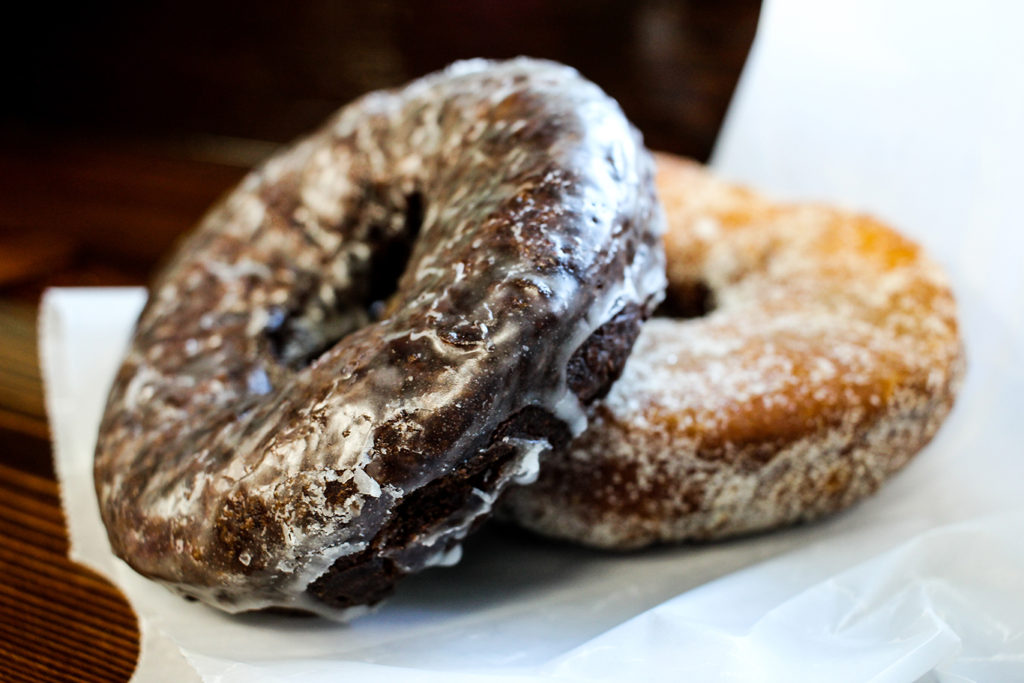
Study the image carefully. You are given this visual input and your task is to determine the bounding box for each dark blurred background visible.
[0,0,759,462]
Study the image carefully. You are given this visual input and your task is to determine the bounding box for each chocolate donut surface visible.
[500,154,964,549]
[94,59,665,615]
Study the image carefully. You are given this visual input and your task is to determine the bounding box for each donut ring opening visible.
[652,279,716,320]
[264,190,424,369]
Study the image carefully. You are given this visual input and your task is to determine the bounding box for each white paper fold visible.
[38,0,1024,680]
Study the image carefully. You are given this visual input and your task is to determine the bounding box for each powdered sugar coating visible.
[94,59,665,612]
[500,154,964,549]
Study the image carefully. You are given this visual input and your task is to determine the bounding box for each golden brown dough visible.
[500,153,964,549]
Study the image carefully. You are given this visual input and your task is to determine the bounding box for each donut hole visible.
[654,280,716,320]
[267,192,425,369]
[367,192,424,321]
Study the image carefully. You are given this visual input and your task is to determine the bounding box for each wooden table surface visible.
[0,142,250,682]
[0,140,254,681]
[0,3,759,679]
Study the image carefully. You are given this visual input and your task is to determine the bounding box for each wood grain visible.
[0,302,48,439]
[0,462,139,682]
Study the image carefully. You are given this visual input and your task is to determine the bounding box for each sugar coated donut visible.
[500,154,964,549]
[94,59,665,615]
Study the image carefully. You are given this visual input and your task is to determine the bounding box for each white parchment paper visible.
[39,0,1024,680]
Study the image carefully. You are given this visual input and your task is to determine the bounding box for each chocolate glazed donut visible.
[94,59,665,617]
